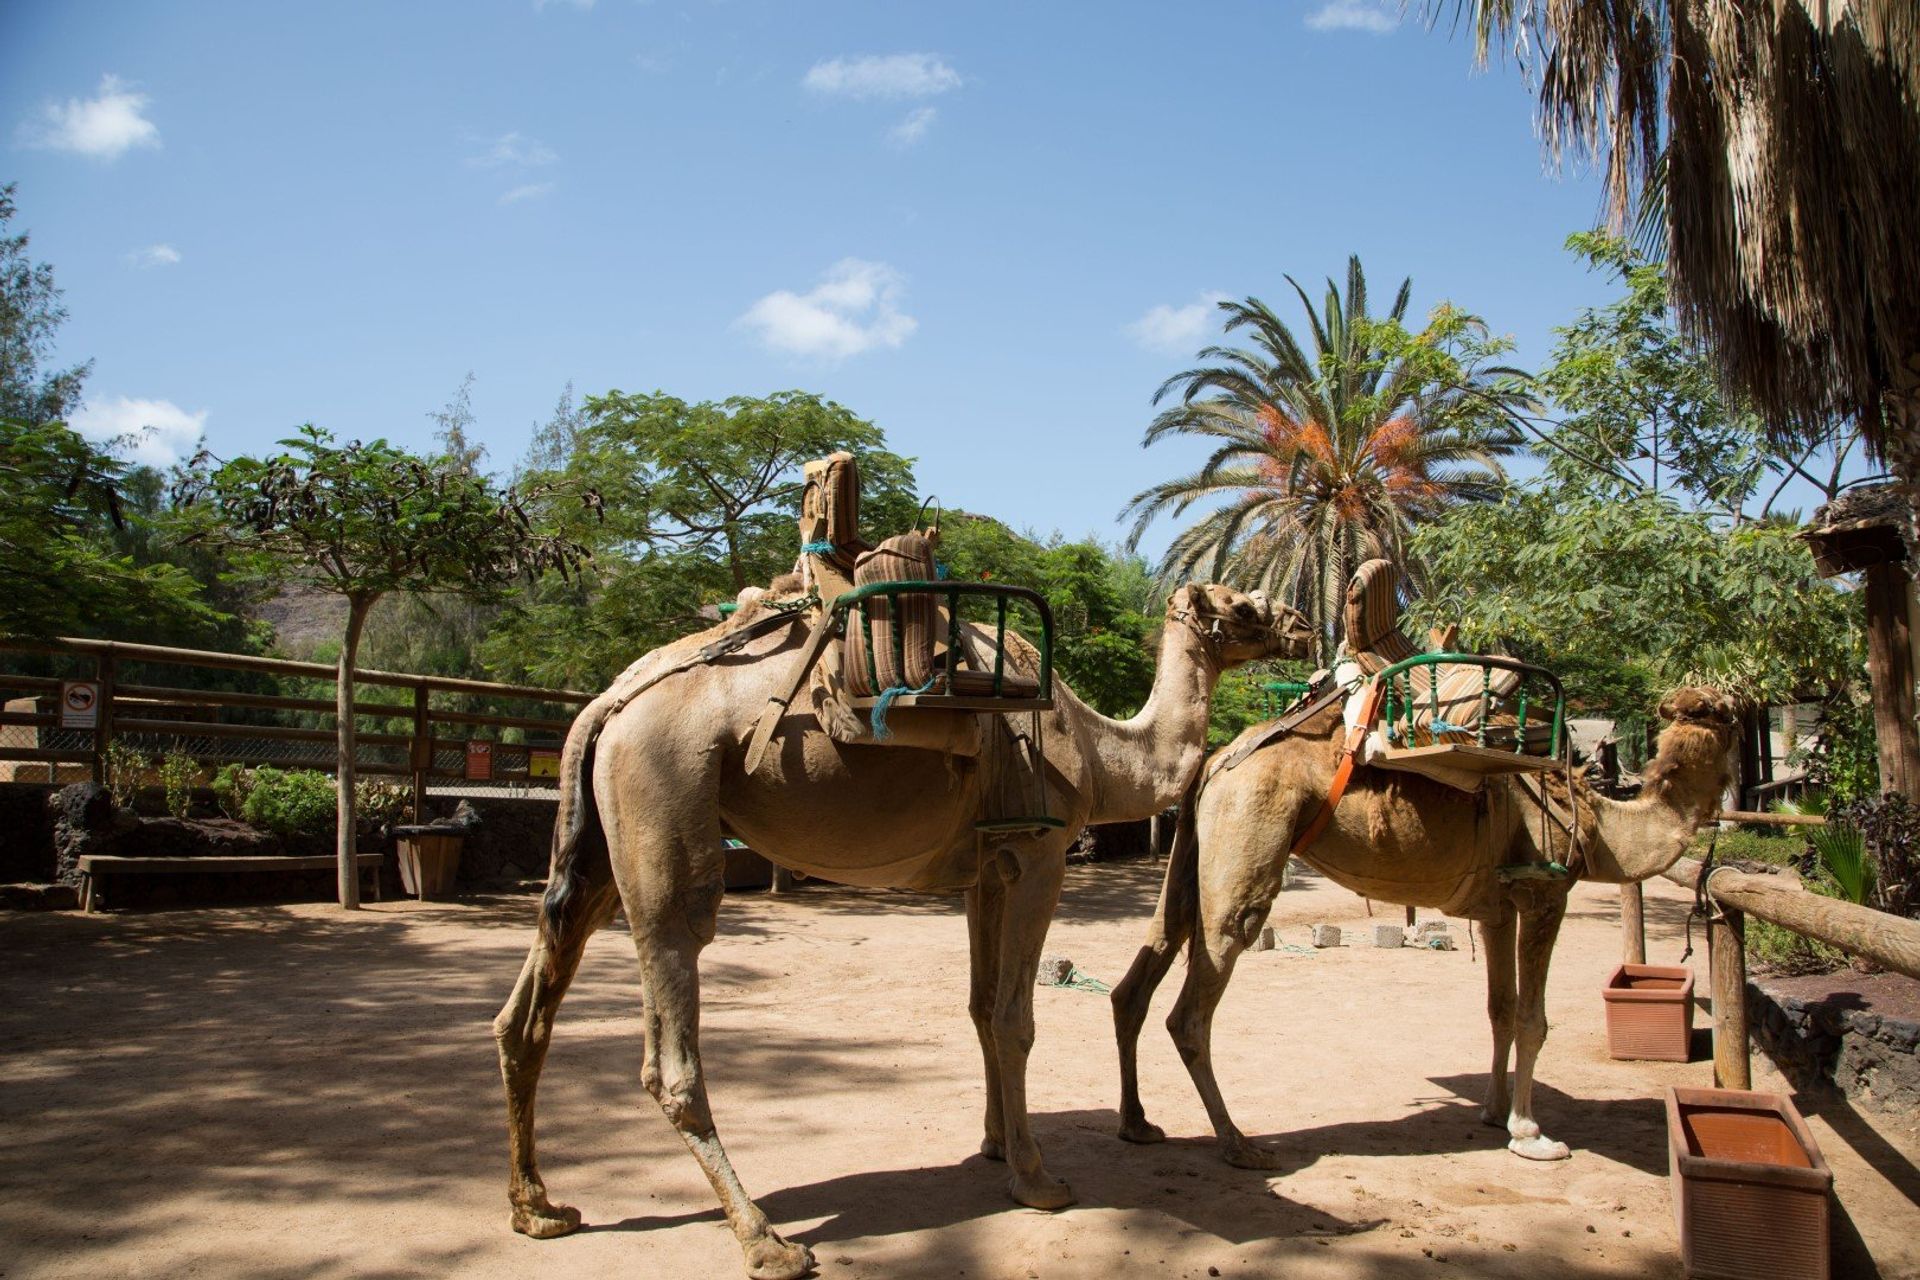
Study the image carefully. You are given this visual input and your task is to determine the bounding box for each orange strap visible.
[1289,681,1382,858]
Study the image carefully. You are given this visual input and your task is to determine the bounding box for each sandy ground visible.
[2,861,1916,1280]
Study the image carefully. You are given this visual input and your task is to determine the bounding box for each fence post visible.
[1620,882,1646,964]
[1710,904,1751,1089]
[410,683,430,821]
[93,652,117,784]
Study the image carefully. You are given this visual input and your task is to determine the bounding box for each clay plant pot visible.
[391,826,466,900]
[1667,1087,1832,1280]
[1602,962,1695,1061]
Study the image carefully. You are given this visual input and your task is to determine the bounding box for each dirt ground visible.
[3,861,1915,1280]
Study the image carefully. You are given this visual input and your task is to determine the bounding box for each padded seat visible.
[949,668,1040,698]
[1340,558,1517,742]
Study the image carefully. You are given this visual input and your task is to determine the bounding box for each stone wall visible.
[1747,979,1920,1116]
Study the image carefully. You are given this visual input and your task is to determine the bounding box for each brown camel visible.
[1110,686,1739,1168]
[493,582,1312,1279]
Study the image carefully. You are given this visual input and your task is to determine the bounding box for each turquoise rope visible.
[801,540,837,555]
[870,674,936,742]
[1430,717,1475,736]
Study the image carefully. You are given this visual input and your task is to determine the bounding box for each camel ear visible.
[1657,694,1678,723]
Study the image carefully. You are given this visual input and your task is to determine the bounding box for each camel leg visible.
[966,870,1009,1161]
[1164,887,1286,1170]
[1477,910,1517,1132]
[494,869,614,1240]
[622,835,815,1280]
[1503,892,1571,1161]
[1110,854,1198,1146]
[986,845,1076,1210]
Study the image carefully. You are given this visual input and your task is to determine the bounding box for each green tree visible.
[1536,233,1857,518]
[483,390,916,688]
[1410,487,1861,720]
[0,418,217,639]
[0,184,90,426]
[1123,256,1529,657]
[176,425,591,907]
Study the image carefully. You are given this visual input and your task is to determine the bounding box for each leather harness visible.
[1204,677,1380,860]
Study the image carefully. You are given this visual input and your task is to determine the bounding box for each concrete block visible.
[1250,925,1276,952]
[1371,922,1403,949]
[1039,956,1074,985]
[1311,924,1342,949]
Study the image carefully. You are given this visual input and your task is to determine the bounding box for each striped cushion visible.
[842,532,940,697]
[1408,662,1523,743]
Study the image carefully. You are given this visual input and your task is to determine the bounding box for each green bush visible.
[354,777,410,828]
[211,762,256,820]
[103,741,153,811]
[240,767,336,836]
[158,750,198,819]
[1747,916,1846,976]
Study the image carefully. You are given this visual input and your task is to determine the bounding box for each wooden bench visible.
[76,853,384,913]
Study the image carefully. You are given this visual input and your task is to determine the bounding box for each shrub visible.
[211,762,256,820]
[1833,793,1920,919]
[240,767,337,837]
[1747,916,1846,976]
[103,741,153,811]
[158,750,198,819]
[354,777,410,828]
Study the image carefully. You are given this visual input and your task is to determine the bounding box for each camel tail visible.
[540,699,613,944]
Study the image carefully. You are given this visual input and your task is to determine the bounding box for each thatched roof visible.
[1461,0,1920,442]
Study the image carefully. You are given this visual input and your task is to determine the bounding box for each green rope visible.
[1039,965,1111,994]
[801,540,837,556]
[870,673,935,741]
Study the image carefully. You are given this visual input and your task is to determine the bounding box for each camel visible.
[1110,684,1739,1168]
[493,578,1313,1280]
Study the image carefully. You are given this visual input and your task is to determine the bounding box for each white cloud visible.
[126,244,181,269]
[738,259,918,360]
[17,75,160,160]
[71,396,206,466]
[1128,293,1230,355]
[1305,0,1400,33]
[499,182,554,204]
[468,131,558,169]
[803,54,961,100]
[887,106,937,149]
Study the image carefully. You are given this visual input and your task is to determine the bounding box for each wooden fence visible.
[0,636,591,815]
[1620,811,1920,1090]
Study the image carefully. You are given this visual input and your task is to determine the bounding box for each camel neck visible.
[1081,621,1219,825]
[1583,727,1727,883]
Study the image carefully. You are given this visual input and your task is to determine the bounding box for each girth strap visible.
[604,607,803,722]
[1209,680,1344,778]
[1282,681,1382,859]
[742,609,841,775]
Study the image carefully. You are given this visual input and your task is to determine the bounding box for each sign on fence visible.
[60,681,100,729]
[528,748,559,779]
[464,739,493,781]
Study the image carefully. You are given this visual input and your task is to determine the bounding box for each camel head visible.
[1166,584,1315,667]
[1644,686,1742,802]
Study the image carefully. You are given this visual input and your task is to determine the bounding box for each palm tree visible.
[1121,257,1529,658]
[1452,1,1919,496]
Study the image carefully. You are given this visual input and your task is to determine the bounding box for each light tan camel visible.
[1110,686,1739,1168]
[494,583,1312,1280]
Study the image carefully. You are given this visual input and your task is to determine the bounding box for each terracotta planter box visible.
[1602,962,1695,1061]
[1667,1087,1831,1280]
[392,827,465,899]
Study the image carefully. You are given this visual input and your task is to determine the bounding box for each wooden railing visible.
[0,636,591,814]
[1620,811,1920,1090]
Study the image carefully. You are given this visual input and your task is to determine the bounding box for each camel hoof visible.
[1116,1118,1166,1145]
[1508,1135,1571,1162]
[1222,1139,1288,1171]
[980,1137,1006,1162]
[1010,1173,1077,1211]
[744,1233,815,1280]
[511,1200,582,1239]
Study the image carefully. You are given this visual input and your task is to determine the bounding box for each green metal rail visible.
[831,580,1054,701]
[1373,652,1565,757]
[1261,680,1313,716]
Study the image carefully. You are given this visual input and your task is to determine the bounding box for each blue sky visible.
[3,0,1624,556]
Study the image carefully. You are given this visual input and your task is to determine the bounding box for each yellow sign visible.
[528,749,560,779]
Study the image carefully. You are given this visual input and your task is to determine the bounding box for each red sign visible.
[464,740,493,781]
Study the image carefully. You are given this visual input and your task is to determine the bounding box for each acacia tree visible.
[176,426,592,908]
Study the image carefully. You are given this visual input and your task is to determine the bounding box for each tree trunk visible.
[1861,560,1920,802]
[336,592,377,909]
